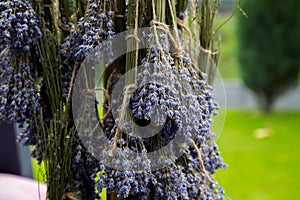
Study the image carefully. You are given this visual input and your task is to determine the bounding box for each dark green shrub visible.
[237,0,300,113]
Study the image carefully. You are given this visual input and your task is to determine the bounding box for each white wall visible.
[213,78,300,110]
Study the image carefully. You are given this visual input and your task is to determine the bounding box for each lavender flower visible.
[0,0,41,54]
[0,50,40,124]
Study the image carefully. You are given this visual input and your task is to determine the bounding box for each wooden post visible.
[0,122,20,175]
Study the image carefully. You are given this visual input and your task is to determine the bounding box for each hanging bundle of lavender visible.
[0,0,227,199]
[81,0,227,199]
[0,0,41,125]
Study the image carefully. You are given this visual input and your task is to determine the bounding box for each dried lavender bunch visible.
[0,0,41,125]
[61,0,115,98]
[68,0,227,198]
[0,0,42,53]
[60,0,118,198]
[0,0,51,180]
[85,25,227,199]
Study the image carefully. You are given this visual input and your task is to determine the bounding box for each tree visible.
[237,0,300,113]
[0,0,226,199]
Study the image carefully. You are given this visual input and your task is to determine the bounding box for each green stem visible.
[198,0,220,85]
[32,2,76,199]
[176,0,188,17]
[125,0,139,85]
[75,0,87,19]
[155,0,165,23]
[114,0,126,34]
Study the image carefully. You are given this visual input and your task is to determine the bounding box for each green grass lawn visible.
[215,109,300,200]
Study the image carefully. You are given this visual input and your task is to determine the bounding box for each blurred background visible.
[213,0,300,200]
